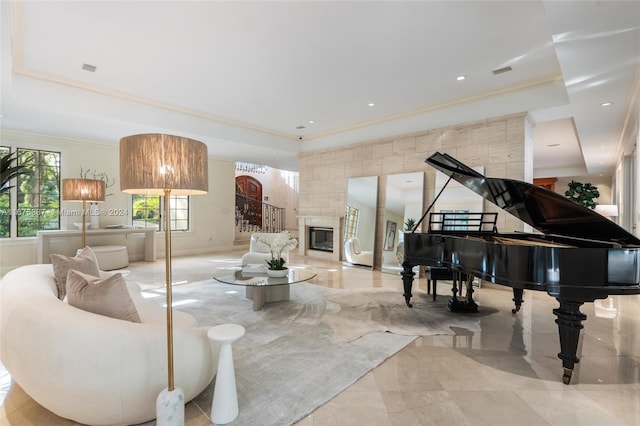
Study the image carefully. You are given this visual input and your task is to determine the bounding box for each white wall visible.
[0,130,238,273]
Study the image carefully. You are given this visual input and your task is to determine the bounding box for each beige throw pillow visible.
[66,269,141,323]
[51,246,100,300]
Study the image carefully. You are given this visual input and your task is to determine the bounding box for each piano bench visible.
[425,266,454,301]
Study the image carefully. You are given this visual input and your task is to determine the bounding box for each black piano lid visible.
[425,152,640,246]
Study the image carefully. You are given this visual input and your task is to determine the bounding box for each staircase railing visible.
[235,192,285,233]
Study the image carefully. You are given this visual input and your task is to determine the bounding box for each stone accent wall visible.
[298,112,531,265]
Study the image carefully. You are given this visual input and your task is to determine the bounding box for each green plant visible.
[404,217,417,232]
[0,151,30,195]
[266,256,287,270]
[565,180,600,209]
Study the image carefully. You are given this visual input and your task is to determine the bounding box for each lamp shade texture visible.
[62,179,106,202]
[119,134,208,195]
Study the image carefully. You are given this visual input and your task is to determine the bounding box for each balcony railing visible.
[235,193,285,233]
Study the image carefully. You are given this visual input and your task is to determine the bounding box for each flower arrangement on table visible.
[256,231,299,275]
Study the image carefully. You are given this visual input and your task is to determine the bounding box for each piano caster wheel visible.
[511,305,521,314]
[562,368,573,385]
[405,300,413,308]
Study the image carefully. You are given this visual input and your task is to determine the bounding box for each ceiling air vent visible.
[492,66,512,75]
[296,125,306,130]
[81,63,97,72]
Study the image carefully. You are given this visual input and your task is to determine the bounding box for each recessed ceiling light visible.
[0,114,5,118]
[601,102,612,107]
[368,103,375,107]
[600,145,606,148]
[547,143,560,147]
[456,75,466,81]
[308,120,315,124]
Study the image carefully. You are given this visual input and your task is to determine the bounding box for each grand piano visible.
[402,152,640,384]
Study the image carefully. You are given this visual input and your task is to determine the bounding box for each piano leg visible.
[553,299,586,385]
[401,262,415,308]
[512,288,524,314]
[447,273,478,313]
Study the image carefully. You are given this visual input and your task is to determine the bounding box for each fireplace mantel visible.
[298,216,343,262]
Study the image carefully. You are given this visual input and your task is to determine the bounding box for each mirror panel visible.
[431,167,484,230]
[344,176,378,268]
[382,172,424,274]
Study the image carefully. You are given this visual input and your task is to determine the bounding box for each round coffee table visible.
[213,267,316,310]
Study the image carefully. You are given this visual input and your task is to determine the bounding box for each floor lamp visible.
[62,178,106,247]
[119,134,208,426]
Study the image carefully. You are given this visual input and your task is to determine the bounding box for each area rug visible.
[320,286,494,342]
[147,280,492,425]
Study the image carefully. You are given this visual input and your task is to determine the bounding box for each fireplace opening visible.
[309,227,333,252]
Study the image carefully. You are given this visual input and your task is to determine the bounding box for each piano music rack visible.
[427,212,498,232]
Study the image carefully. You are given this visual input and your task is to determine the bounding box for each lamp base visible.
[156,387,185,426]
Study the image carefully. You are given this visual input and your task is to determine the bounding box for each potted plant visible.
[404,217,417,232]
[257,231,299,277]
[565,180,600,209]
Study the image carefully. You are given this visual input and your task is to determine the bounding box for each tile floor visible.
[1,249,640,425]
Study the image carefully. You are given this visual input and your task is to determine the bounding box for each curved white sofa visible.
[0,264,216,426]
[344,237,374,266]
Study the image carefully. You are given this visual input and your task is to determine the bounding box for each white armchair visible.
[241,232,289,266]
[344,237,373,266]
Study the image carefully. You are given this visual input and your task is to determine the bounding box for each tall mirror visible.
[382,172,424,274]
[344,176,378,268]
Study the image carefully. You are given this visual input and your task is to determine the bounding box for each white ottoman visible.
[91,245,129,270]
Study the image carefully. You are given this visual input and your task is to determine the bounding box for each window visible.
[169,195,189,231]
[132,195,160,230]
[132,194,190,231]
[1,147,60,238]
[17,149,61,236]
[344,205,359,240]
[0,146,10,238]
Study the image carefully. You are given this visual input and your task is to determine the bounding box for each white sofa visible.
[241,232,289,266]
[0,264,216,426]
[344,237,374,266]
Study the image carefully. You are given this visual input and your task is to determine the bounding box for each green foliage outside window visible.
[0,147,13,237]
[132,194,189,231]
[1,147,58,238]
[132,195,161,230]
[17,149,60,236]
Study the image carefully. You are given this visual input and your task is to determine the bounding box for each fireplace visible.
[309,227,334,252]
[299,216,343,262]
